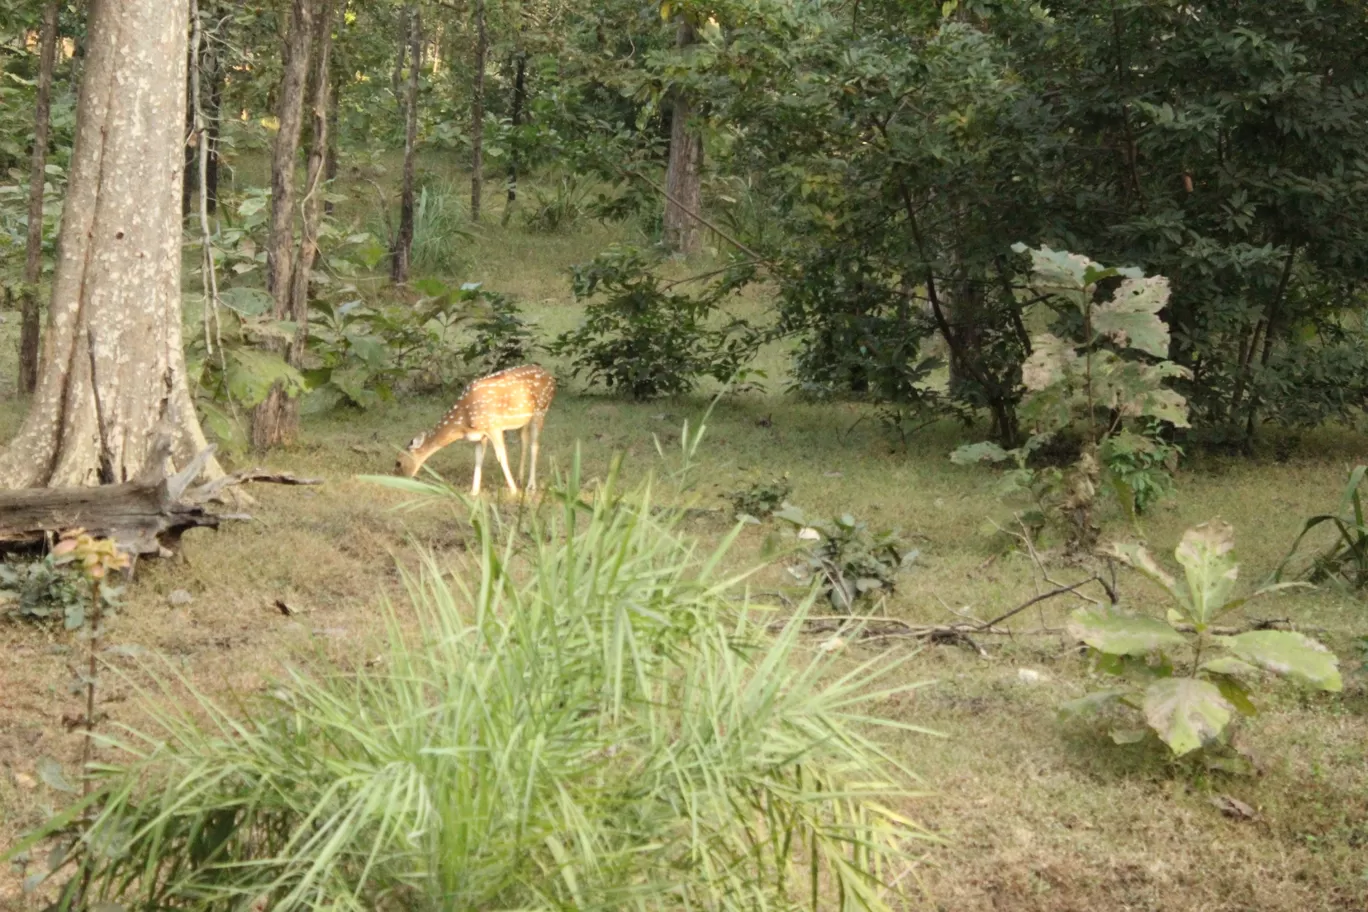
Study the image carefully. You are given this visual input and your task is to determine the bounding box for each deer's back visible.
[460,364,556,432]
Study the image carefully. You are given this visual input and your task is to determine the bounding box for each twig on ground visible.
[188,468,324,504]
[976,577,1105,631]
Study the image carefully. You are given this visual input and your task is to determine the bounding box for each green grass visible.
[1,163,1367,911]
[13,469,936,911]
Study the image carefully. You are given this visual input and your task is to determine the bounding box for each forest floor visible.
[1,165,1367,911]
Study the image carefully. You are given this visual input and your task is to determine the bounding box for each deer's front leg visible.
[471,438,486,496]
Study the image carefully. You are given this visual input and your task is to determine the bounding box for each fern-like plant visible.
[9,451,937,912]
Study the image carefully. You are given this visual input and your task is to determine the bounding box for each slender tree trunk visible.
[470,0,487,222]
[390,9,406,112]
[430,19,443,74]
[182,69,196,217]
[391,5,420,283]
[251,0,316,450]
[323,28,341,217]
[662,19,703,255]
[19,2,60,395]
[204,9,223,216]
[282,0,335,420]
[501,50,527,227]
[0,0,219,488]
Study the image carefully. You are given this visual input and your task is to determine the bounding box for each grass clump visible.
[15,452,937,911]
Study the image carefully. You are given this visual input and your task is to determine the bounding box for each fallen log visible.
[0,445,322,558]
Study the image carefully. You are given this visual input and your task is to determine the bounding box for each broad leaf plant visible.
[953,244,1190,546]
[1066,521,1341,759]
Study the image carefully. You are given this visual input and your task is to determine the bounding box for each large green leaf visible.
[219,286,274,317]
[1102,542,1186,608]
[1059,688,1131,717]
[949,441,1011,465]
[1014,242,1094,292]
[1217,631,1342,692]
[1020,333,1077,391]
[226,349,308,408]
[1174,521,1239,624]
[1067,605,1186,656]
[1142,678,1233,756]
[1094,276,1171,357]
[1137,387,1191,428]
[345,334,388,368]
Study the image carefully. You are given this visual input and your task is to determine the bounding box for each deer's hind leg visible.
[489,430,519,493]
[518,424,529,487]
[528,415,544,492]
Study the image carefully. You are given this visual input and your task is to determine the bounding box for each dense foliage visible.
[4,0,1366,448]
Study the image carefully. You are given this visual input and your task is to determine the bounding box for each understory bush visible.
[953,245,1190,548]
[11,455,935,911]
[522,172,594,233]
[774,504,920,612]
[303,280,533,413]
[1274,464,1368,592]
[409,180,474,274]
[0,555,86,629]
[1066,521,1341,765]
[550,245,760,400]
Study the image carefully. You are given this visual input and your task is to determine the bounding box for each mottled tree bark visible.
[662,19,703,255]
[19,1,60,395]
[391,4,420,283]
[469,0,487,222]
[0,0,219,489]
[251,0,316,450]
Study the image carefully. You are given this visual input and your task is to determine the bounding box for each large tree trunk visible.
[500,50,527,227]
[469,0,487,222]
[391,4,419,284]
[0,0,219,489]
[19,1,60,395]
[251,0,316,450]
[662,19,703,255]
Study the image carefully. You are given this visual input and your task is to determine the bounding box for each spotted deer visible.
[396,364,556,495]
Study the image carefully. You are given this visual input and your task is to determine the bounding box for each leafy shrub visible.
[550,245,760,400]
[523,172,594,233]
[953,245,1191,548]
[457,284,538,374]
[725,474,792,521]
[0,556,86,629]
[184,188,371,448]
[1066,521,1341,762]
[1099,423,1181,516]
[1274,464,1368,591]
[775,505,919,611]
[303,280,527,412]
[410,180,474,274]
[10,459,934,911]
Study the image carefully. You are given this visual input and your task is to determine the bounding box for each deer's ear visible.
[407,433,427,450]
